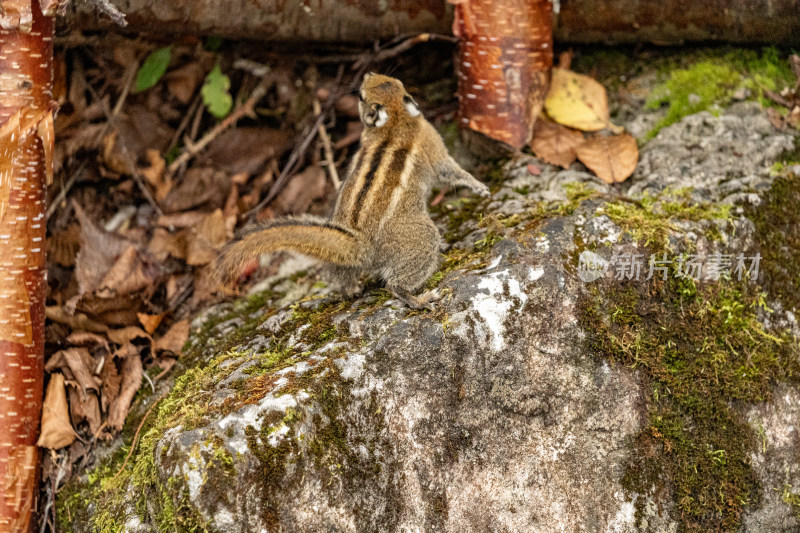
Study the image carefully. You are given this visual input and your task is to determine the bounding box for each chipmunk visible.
[215,73,490,308]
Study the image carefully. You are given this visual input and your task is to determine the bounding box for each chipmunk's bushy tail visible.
[214,215,364,283]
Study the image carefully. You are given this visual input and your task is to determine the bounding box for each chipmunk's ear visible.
[403,94,420,117]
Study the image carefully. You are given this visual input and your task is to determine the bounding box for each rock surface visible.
[67,105,799,532]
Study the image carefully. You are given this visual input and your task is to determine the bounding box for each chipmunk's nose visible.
[364,72,375,79]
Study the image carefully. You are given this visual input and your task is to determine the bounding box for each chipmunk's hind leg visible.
[377,217,441,309]
[327,265,364,299]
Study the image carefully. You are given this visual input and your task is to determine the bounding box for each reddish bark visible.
[452,0,553,148]
[0,0,53,530]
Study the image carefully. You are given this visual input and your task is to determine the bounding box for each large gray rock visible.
[69,105,799,532]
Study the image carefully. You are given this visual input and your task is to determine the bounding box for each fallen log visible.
[61,0,800,45]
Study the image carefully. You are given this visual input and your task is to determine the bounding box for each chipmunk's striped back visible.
[332,118,421,234]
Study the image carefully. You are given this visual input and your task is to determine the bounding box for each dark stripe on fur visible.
[351,139,390,226]
[356,146,408,226]
[238,219,354,238]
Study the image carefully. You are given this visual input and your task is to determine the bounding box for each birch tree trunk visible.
[0,0,53,530]
[452,0,552,148]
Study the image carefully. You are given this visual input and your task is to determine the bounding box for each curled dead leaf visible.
[576,134,639,184]
[66,383,102,435]
[107,354,143,431]
[37,373,77,449]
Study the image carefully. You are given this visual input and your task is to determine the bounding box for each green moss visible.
[597,190,732,249]
[582,269,799,531]
[645,61,741,139]
[782,484,800,517]
[644,47,795,140]
[746,171,800,313]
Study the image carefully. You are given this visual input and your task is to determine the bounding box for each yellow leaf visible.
[576,134,639,184]
[544,68,610,132]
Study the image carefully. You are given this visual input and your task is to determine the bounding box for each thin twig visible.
[313,99,341,190]
[46,161,86,221]
[112,59,139,117]
[353,33,458,71]
[167,77,271,175]
[166,92,203,157]
[112,390,168,480]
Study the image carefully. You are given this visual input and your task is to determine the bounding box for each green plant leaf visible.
[201,63,233,119]
[135,46,172,93]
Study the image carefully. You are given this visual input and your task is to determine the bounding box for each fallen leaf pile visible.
[531,55,638,184]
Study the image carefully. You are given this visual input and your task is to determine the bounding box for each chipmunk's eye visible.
[358,91,365,102]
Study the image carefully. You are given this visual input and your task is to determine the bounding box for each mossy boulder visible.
[60,104,799,532]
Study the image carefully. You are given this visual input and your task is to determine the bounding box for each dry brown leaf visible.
[61,347,100,395]
[185,209,228,266]
[46,306,109,333]
[112,341,139,361]
[544,68,610,132]
[97,245,158,297]
[223,182,240,222]
[138,312,166,334]
[66,331,109,351]
[576,134,639,184]
[107,326,151,346]
[112,45,137,68]
[148,227,187,262]
[100,355,121,413]
[153,320,190,356]
[165,63,205,104]
[529,119,585,169]
[139,148,171,202]
[201,128,291,176]
[270,166,327,216]
[66,384,102,434]
[161,167,229,213]
[73,202,134,297]
[37,373,77,449]
[73,293,143,327]
[101,129,130,175]
[107,354,143,431]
